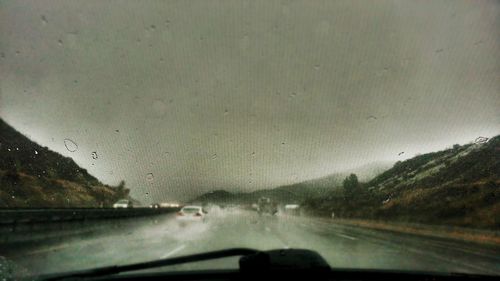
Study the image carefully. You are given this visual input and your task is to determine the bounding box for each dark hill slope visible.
[0,118,131,207]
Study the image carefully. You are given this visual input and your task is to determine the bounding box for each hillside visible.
[0,118,131,208]
[191,162,391,205]
[192,136,499,228]
[303,136,500,228]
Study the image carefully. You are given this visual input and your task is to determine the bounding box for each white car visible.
[176,206,206,224]
[113,199,133,208]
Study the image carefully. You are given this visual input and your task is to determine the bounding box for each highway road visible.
[2,208,500,277]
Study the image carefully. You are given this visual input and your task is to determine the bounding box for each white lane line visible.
[335,233,357,240]
[161,244,186,259]
[26,243,70,255]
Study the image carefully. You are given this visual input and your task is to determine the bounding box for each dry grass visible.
[329,218,500,245]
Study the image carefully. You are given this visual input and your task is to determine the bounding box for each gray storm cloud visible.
[1,0,499,202]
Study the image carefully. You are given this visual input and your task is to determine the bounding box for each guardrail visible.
[0,208,180,246]
[0,207,179,225]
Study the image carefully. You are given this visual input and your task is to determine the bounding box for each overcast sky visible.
[1,0,499,202]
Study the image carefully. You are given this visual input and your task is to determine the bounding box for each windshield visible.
[1,0,499,279]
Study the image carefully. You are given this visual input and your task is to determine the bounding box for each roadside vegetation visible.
[302,136,499,229]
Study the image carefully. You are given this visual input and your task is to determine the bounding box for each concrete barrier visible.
[0,208,178,225]
[0,208,179,246]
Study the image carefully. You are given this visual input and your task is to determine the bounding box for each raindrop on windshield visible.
[34,150,38,155]
[41,15,48,25]
[251,152,256,157]
[224,109,229,116]
[211,154,218,160]
[474,136,488,144]
[152,99,167,116]
[63,139,78,152]
[91,152,98,159]
[314,65,320,70]
[57,39,63,46]
[146,173,154,182]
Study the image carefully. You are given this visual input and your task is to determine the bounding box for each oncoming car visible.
[176,205,207,225]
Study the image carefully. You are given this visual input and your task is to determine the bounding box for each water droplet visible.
[146,173,154,182]
[15,50,20,56]
[115,129,119,133]
[289,92,297,98]
[398,152,404,156]
[224,109,229,116]
[474,136,489,144]
[251,152,256,157]
[91,151,98,159]
[34,150,38,155]
[211,154,217,160]
[150,24,156,30]
[0,52,5,59]
[41,15,48,25]
[281,142,286,145]
[152,99,167,116]
[7,148,11,152]
[73,80,78,84]
[314,65,320,70]
[64,139,78,152]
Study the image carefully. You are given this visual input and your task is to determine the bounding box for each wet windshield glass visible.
[0,0,499,278]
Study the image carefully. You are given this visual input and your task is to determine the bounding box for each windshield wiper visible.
[38,248,498,281]
[40,248,259,281]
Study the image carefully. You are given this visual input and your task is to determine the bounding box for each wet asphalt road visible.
[3,208,500,277]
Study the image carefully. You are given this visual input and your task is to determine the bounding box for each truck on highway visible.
[256,197,278,216]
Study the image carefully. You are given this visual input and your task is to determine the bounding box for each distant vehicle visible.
[113,199,133,208]
[176,205,207,225]
[283,204,300,216]
[256,197,278,216]
[160,202,180,208]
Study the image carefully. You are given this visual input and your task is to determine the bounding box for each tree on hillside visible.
[116,180,130,198]
[343,173,360,199]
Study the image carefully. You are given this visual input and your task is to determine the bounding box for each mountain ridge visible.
[191,136,499,228]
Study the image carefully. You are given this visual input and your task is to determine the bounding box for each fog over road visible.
[3,209,500,276]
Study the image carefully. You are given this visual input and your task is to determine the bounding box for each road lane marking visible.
[26,243,71,255]
[161,244,186,259]
[335,233,357,240]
